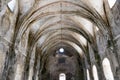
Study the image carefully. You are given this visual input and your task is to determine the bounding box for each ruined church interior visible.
[0,0,120,80]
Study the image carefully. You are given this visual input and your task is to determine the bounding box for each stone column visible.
[28,46,36,80]
[14,54,26,80]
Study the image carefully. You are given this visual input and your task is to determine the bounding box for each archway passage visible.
[41,46,84,80]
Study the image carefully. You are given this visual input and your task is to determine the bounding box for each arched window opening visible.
[7,0,16,12]
[59,48,65,53]
[59,73,66,80]
[96,26,99,31]
[108,0,116,8]
[87,69,90,80]
[92,65,99,80]
[102,58,114,80]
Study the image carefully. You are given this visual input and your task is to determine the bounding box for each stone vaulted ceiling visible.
[14,0,109,57]
[0,0,120,80]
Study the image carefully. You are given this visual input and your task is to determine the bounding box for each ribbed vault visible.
[16,0,113,80]
[0,0,120,80]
